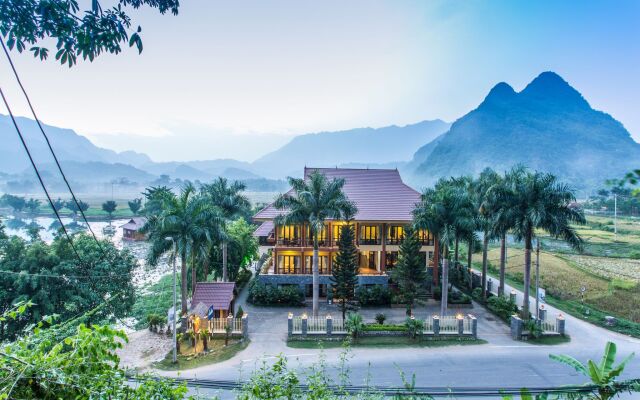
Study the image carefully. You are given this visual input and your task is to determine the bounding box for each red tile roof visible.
[253,167,420,222]
[191,282,235,312]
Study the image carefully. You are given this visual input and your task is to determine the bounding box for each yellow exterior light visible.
[456,314,463,320]
[301,313,308,319]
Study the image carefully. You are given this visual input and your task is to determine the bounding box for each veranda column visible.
[380,223,387,274]
[433,237,440,286]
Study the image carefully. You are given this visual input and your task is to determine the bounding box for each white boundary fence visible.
[288,314,477,339]
[188,315,248,337]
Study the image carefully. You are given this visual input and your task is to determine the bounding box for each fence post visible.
[433,315,440,336]
[227,314,234,334]
[538,305,547,322]
[487,279,493,296]
[301,314,308,336]
[242,314,249,339]
[457,315,464,336]
[556,314,565,336]
[326,315,333,336]
[510,315,523,340]
[509,290,517,304]
[470,314,478,339]
[288,313,293,337]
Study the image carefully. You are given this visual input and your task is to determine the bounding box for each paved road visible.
[158,272,640,398]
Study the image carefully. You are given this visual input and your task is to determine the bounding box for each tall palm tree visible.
[274,171,355,317]
[142,183,222,315]
[414,178,474,316]
[201,178,250,282]
[494,168,585,320]
[474,168,501,302]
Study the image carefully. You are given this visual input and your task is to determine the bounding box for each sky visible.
[1,0,639,162]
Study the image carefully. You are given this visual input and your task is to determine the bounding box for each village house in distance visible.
[253,167,438,299]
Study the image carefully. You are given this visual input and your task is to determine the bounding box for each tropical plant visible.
[247,280,305,306]
[331,220,359,319]
[549,341,635,400]
[102,200,117,224]
[128,198,143,215]
[274,170,355,316]
[493,167,585,320]
[345,313,365,339]
[1,193,26,213]
[2,0,179,67]
[375,313,386,325]
[356,285,391,306]
[66,199,89,220]
[25,198,41,219]
[405,316,424,339]
[201,177,251,282]
[475,168,501,302]
[391,225,427,316]
[141,186,174,216]
[414,178,474,315]
[52,197,66,212]
[141,183,222,315]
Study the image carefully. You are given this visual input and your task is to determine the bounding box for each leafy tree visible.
[493,167,585,320]
[201,177,251,282]
[102,200,117,223]
[274,171,355,316]
[141,183,222,315]
[52,197,66,212]
[141,186,173,216]
[331,220,358,319]
[128,198,142,214]
[25,198,41,218]
[1,193,26,213]
[0,304,189,399]
[414,178,474,315]
[391,225,426,316]
[66,199,89,220]
[1,0,179,67]
[0,233,137,340]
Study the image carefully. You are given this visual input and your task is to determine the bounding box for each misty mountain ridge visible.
[406,71,640,193]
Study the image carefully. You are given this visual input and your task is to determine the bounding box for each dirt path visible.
[117,329,173,371]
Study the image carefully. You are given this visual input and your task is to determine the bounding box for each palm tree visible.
[475,168,501,301]
[493,168,585,320]
[201,178,250,282]
[414,178,474,315]
[142,183,222,315]
[274,171,355,317]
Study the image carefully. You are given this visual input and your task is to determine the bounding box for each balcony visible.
[359,238,381,245]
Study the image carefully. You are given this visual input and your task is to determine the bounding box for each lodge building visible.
[252,167,439,298]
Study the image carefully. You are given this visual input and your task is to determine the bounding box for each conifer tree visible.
[391,225,427,316]
[331,221,359,319]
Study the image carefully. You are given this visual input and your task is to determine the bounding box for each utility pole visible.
[535,238,540,321]
[166,237,178,364]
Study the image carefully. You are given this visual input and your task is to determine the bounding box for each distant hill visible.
[406,72,640,193]
[252,120,451,178]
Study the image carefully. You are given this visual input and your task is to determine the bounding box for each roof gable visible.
[191,282,235,311]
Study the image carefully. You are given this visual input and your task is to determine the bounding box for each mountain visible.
[252,120,451,178]
[407,72,640,193]
[0,115,152,173]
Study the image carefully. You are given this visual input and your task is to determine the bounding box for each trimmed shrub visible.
[247,280,305,306]
[375,313,386,325]
[364,324,406,332]
[236,305,244,318]
[433,285,442,301]
[486,295,518,322]
[356,285,391,306]
[448,291,472,304]
[236,268,253,289]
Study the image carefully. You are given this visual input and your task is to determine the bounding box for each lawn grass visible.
[525,335,571,345]
[286,337,487,349]
[131,273,181,329]
[154,338,249,370]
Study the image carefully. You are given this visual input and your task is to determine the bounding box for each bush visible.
[236,305,244,318]
[236,268,253,288]
[356,285,391,306]
[247,281,305,306]
[433,286,442,301]
[448,291,472,304]
[375,313,386,325]
[405,317,424,339]
[147,313,165,332]
[486,295,518,322]
[629,252,640,260]
[345,313,364,339]
[364,324,406,332]
[471,287,483,301]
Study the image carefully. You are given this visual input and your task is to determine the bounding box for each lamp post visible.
[535,238,540,321]
[166,237,178,364]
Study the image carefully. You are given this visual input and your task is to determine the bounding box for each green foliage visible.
[550,341,635,400]
[0,233,137,340]
[487,295,519,322]
[1,193,26,212]
[405,317,424,339]
[128,198,143,214]
[524,319,542,339]
[375,313,386,325]
[433,285,442,301]
[448,290,472,304]
[65,199,89,215]
[25,198,41,216]
[356,285,391,306]
[236,305,244,318]
[211,218,259,281]
[364,323,406,332]
[247,280,305,306]
[391,225,427,314]
[102,200,117,220]
[146,313,167,332]
[0,305,189,399]
[236,267,253,289]
[331,222,359,319]
[345,313,364,339]
[1,0,179,67]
